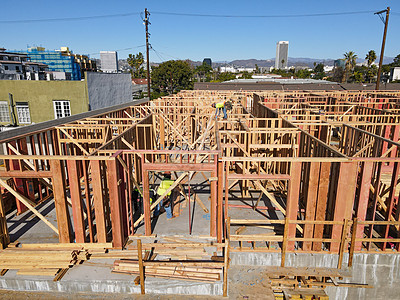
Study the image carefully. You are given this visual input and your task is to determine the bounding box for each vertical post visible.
[304,162,319,251]
[51,160,72,243]
[217,159,223,243]
[144,8,151,100]
[0,193,10,249]
[332,162,358,252]
[224,161,229,225]
[383,161,399,250]
[66,160,86,243]
[375,7,390,90]
[106,159,125,248]
[91,160,107,243]
[355,162,373,251]
[313,162,330,251]
[137,239,145,295]
[141,155,152,236]
[338,219,349,269]
[348,218,358,267]
[223,235,229,297]
[281,216,289,267]
[286,162,301,250]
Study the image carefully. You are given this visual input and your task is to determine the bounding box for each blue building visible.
[16,47,82,80]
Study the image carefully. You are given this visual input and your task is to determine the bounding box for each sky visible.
[2,0,400,63]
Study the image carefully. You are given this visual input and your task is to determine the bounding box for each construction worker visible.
[156,172,175,219]
[212,102,227,119]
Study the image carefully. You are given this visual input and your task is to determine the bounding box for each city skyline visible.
[2,0,400,62]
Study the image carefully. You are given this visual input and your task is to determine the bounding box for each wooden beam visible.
[50,160,72,242]
[106,159,125,248]
[287,162,302,250]
[332,162,358,252]
[66,160,86,243]
[137,239,145,294]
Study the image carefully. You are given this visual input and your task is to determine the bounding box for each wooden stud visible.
[137,239,145,294]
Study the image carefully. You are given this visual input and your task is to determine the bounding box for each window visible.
[53,100,71,119]
[16,102,31,124]
[4,66,8,70]
[15,66,20,71]
[0,101,10,122]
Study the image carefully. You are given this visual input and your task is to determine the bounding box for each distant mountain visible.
[228,59,274,68]
[118,56,395,70]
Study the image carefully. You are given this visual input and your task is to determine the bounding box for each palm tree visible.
[365,50,377,83]
[343,51,357,82]
[365,50,377,68]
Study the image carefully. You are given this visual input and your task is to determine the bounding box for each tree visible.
[127,52,145,78]
[351,71,364,83]
[365,64,377,83]
[393,54,400,66]
[295,69,312,79]
[329,66,345,83]
[151,60,193,95]
[365,50,377,68]
[255,64,260,74]
[239,71,253,79]
[343,51,357,82]
[313,63,326,80]
[215,72,236,82]
[194,62,212,82]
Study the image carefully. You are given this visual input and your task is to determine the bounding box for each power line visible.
[89,45,145,56]
[151,10,377,18]
[0,10,379,24]
[0,12,140,24]
[151,48,166,62]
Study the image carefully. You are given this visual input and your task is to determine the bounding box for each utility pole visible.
[144,8,151,100]
[375,7,390,90]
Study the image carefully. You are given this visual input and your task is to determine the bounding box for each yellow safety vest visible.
[216,102,224,108]
[156,179,174,197]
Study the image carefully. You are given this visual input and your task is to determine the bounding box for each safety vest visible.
[156,179,174,196]
[216,102,224,108]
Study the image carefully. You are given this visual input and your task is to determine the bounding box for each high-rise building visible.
[275,41,289,69]
[14,47,97,80]
[100,51,118,73]
[203,58,212,67]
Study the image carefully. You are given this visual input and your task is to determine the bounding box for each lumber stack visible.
[0,242,111,281]
[113,259,223,282]
[266,266,372,300]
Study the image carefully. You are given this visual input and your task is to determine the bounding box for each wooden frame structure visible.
[0,90,399,261]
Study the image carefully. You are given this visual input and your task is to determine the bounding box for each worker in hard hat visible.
[156,172,175,219]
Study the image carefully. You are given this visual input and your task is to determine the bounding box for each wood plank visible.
[51,160,72,243]
[303,162,319,251]
[106,159,124,248]
[287,162,301,250]
[332,162,358,252]
[137,239,145,295]
[66,160,86,243]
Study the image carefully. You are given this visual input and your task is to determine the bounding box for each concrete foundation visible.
[0,258,222,296]
[231,251,400,300]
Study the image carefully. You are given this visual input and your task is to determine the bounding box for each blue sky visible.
[2,0,400,62]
